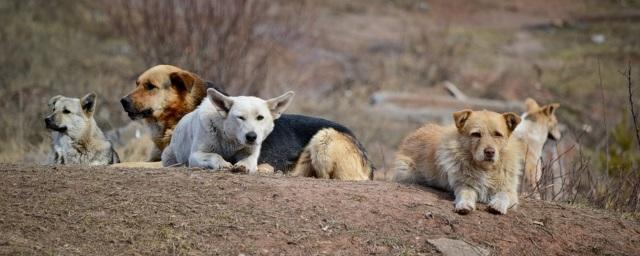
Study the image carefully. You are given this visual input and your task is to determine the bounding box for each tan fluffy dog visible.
[513,98,560,198]
[394,110,523,214]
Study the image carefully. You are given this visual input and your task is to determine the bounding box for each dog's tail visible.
[292,128,374,180]
[392,153,418,183]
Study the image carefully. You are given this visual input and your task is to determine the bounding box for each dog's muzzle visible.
[482,148,496,162]
[120,97,152,120]
[245,131,257,145]
[45,117,67,132]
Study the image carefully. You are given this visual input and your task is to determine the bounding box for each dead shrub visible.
[101,0,308,95]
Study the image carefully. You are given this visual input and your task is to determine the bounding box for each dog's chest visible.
[202,126,251,164]
[53,136,87,164]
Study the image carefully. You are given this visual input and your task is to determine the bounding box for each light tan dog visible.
[394,109,523,214]
[513,98,561,198]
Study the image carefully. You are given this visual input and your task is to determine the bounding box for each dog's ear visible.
[169,71,196,93]
[81,93,97,116]
[207,88,233,116]
[266,91,295,119]
[549,126,562,141]
[502,112,521,132]
[541,103,559,117]
[48,95,63,108]
[524,98,540,112]
[453,109,472,130]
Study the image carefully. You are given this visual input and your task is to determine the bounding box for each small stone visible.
[424,211,434,219]
[427,238,489,256]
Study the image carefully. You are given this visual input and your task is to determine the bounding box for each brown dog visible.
[394,109,523,214]
[120,65,223,161]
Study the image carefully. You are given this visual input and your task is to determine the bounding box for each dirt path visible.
[0,163,638,255]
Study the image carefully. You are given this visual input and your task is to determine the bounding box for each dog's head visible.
[120,65,199,120]
[45,93,97,139]
[453,109,521,167]
[207,88,295,147]
[523,98,561,141]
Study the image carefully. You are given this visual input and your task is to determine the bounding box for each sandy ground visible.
[0,163,638,255]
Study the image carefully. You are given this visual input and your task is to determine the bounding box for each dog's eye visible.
[470,132,481,138]
[237,116,245,121]
[493,131,503,137]
[145,83,156,91]
[63,109,70,114]
[256,115,264,121]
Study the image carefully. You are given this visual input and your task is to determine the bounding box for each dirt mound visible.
[0,163,638,255]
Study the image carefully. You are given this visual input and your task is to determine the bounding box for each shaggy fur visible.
[161,88,294,173]
[292,128,372,180]
[513,98,561,198]
[394,109,523,214]
[45,93,119,165]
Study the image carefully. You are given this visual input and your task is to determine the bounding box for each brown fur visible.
[292,128,372,181]
[394,109,523,214]
[121,65,207,160]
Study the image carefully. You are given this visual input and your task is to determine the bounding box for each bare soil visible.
[0,163,638,255]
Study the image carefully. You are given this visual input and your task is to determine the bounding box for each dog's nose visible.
[484,148,495,159]
[120,97,131,110]
[44,117,52,127]
[245,132,257,143]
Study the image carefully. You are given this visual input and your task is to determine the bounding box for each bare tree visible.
[102,0,307,95]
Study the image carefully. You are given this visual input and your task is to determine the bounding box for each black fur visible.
[204,81,228,96]
[257,114,367,172]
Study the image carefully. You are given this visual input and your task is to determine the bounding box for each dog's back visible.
[260,114,373,179]
[393,124,450,189]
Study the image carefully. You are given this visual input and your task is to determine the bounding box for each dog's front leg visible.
[453,186,477,215]
[189,151,232,170]
[234,145,260,174]
[488,191,518,214]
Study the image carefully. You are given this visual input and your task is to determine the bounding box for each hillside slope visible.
[0,164,638,255]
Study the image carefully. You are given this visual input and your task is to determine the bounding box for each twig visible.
[625,62,640,154]
[598,58,609,174]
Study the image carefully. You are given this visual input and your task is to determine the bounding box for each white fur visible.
[161,89,294,173]
[46,94,119,165]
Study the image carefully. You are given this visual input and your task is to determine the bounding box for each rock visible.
[427,238,489,256]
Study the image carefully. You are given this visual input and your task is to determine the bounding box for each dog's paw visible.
[204,160,232,171]
[487,196,510,215]
[454,200,475,215]
[234,160,257,174]
[229,164,248,174]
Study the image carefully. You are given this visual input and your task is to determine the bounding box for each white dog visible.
[45,93,120,165]
[161,88,294,173]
